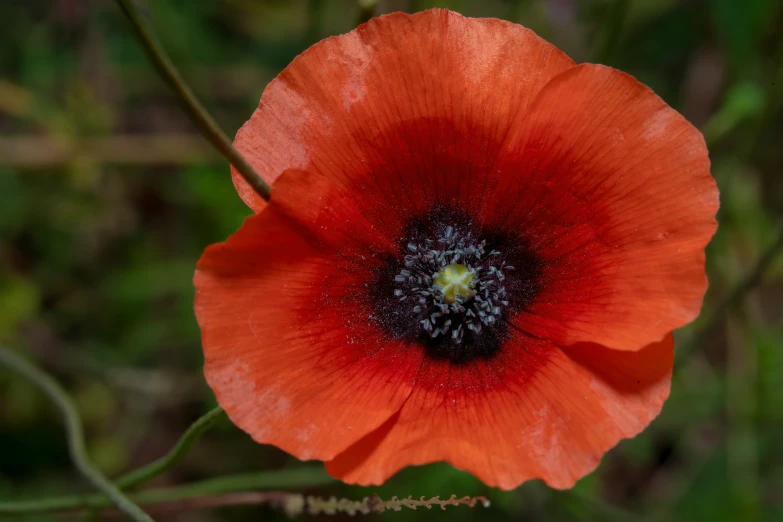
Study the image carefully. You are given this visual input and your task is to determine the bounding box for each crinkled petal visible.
[195,172,424,461]
[327,333,673,490]
[232,9,575,212]
[484,64,718,350]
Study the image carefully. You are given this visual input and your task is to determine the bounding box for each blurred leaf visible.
[2,376,46,424]
[0,170,28,236]
[100,258,195,302]
[612,2,703,102]
[89,435,130,476]
[673,450,734,521]
[184,164,250,238]
[703,82,767,145]
[711,0,779,72]
[72,379,118,427]
[755,328,783,422]
[0,276,41,338]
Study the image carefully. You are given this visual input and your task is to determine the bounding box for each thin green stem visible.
[0,348,155,522]
[81,407,226,520]
[0,466,335,516]
[114,0,271,201]
[116,406,225,490]
[593,0,630,64]
[131,467,335,503]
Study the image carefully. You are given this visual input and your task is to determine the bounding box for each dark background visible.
[1,0,782,520]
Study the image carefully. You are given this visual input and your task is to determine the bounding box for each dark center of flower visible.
[393,226,512,344]
[368,207,542,364]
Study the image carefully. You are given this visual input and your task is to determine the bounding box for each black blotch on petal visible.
[367,206,543,364]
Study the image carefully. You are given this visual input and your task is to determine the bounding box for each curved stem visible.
[71,491,295,519]
[117,406,225,490]
[0,466,335,515]
[132,467,335,502]
[0,348,155,522]
[114,0,271,201]
[81,406,226,519]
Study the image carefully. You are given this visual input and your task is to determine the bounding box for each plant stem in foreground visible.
[114,0,271,201]
[0,467,335,516]
[0,348,155,522]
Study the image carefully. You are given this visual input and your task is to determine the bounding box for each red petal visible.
[231,9,574,212]
[195,173,423,461]
[326,333,673,490]
[486,64,718,350]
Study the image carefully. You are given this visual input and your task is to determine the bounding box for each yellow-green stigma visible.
[433,263,476,304]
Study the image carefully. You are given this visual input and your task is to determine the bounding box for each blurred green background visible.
[1,0,782,520]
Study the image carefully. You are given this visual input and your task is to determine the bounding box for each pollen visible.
[433,263,476,304]
[393,225,511,344]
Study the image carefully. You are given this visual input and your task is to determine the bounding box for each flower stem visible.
[114,0,271,202]
[79,407,226,520]
[116,406,226,490]
[0,467,335,515]
[0,348,155,522]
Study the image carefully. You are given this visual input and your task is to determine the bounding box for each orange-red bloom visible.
[195,9,718,490]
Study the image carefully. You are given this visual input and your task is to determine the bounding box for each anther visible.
[393,226,510,344]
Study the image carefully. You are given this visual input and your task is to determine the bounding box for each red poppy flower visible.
[195,9,718,490]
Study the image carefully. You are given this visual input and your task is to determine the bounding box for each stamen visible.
[393,226,511,344]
